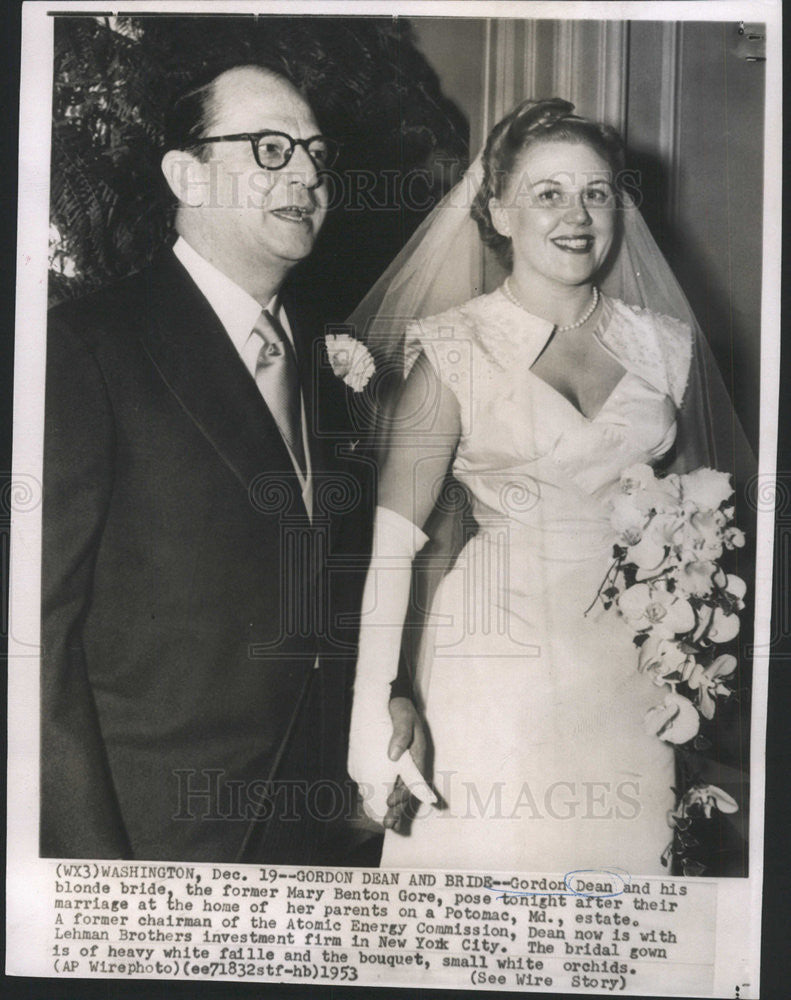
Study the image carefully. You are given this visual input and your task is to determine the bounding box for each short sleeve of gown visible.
[403,307,477,432]
[599,299,693,409]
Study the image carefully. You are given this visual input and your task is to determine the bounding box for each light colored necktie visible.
[252,310,307,476]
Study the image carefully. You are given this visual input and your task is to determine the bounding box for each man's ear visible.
[488,196,511,239]
[161,149,208,207]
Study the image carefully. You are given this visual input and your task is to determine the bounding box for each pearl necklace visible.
[503,279,600,332]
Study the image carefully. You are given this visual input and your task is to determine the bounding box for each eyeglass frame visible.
[188,129,341,171]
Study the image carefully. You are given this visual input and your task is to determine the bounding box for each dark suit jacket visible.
[41,250,372,862]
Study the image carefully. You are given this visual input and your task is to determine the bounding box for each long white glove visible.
[348,505,437,823]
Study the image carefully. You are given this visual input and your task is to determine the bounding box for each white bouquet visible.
[593,464,747,746]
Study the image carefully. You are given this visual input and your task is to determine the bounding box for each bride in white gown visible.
[346,100,743,875]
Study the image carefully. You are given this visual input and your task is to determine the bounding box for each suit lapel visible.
[139,251,308,517]
[280,279,352,481]
[281,289,323,475]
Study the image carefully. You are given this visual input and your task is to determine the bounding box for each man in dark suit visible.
[41,63,370,863]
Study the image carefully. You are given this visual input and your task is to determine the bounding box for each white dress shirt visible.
[172,237,313,516]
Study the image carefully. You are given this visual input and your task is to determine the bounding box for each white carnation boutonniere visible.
[325,333,375,392]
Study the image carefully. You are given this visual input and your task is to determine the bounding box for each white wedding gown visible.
[381,287,692,876]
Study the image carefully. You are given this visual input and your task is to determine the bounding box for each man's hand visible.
[383,696,431,830]
[347,692,435,826]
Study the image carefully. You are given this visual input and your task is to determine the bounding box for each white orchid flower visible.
[682,784,739,819]
[619,464,656,495]
[674,558,719,597]
[638,636,695,685]
[687,653,737,718]
[618,583,696,637]
[609,493,649,545]
[723,526,746,549]
[626,513,684,576]
[680,468,734,510]
[644,692,700,744]
[708,606,741,644]
[619,465,682,517]
[725,573,747,610]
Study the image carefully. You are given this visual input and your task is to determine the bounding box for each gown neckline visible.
[502,289,630,423]
[526,366,630,423]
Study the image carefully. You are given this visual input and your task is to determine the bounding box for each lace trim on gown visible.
[599,298,692,408]
[403,288,693,418]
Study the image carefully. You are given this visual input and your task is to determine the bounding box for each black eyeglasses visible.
[190,130,340,170]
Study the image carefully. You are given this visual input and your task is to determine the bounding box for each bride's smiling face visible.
[490,139,617,290]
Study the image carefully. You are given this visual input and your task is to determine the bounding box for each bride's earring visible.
[489,197,511,238]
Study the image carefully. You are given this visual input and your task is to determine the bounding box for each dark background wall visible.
[628,21,765,449]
